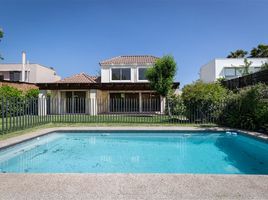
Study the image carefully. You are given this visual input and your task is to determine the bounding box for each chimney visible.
[21,51,26,82]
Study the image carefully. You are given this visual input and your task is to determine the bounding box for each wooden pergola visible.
[37,82,180,91]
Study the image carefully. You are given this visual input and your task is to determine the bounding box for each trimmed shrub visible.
[169,94,186,116]
[25,89,39,98]
[0,85,23,98]
[181,81,228,122]
[0,86,40,117]
[219,84,268,132]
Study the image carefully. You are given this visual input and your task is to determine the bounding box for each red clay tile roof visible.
[100,55,159,65]
[56,73,100,83]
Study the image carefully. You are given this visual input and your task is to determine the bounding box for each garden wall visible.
[223,69,268,90]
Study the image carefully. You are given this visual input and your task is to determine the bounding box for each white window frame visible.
[110,67,132,82]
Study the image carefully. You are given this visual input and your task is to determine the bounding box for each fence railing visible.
[0,97,223,134]
[223,69,268,90]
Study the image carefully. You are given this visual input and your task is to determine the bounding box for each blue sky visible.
[0,0,268,87]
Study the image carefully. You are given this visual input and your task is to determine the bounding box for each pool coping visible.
[0,126,268,150]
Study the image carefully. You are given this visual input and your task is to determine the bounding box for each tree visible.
[240,58,252,76]
[227,49,248,58]
[0,28,3,60]
[146,55,177,116]
[0,29,3,39]
[249,44,268,58]
[261,62,268,70]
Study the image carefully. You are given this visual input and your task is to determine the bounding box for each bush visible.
[0,85,23,98]
[0,86,39,117]
[25,89,39,98]
[169,94,186,116]
[181,81,228,122]
[219,84,268,132]
[0,86,39,99]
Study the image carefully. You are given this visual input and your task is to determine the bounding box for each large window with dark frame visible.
[111,68,131,80]
[138,68,148,80]
[142,93,161,112]
[9,71,21,82]
[109,93,139,112]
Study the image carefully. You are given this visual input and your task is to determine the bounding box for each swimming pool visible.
[0,131,267,174]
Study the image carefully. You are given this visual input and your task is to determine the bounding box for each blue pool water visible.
[0,131,268,174]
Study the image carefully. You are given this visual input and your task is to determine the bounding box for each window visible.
[138,68,148,80]
[224,68,236,77]
[142,93,161,112]
[254,67,261,73]
[0,75,4,81]
[109,93,139,112]
[121,68,131,80]
[111,68,131,80]
[25,71,29,82]
[235,67,244,76]
[9,71,21,81]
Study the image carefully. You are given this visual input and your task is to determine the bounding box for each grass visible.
[0,114,217,140]
[0,123,53,141]
[0,113,215,123]
[0,121,218,141]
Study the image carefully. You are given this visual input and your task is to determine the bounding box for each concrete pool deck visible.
[0,126,268,199]
[0,174,268,200]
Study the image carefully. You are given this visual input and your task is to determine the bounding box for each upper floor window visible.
[138,68,148,80]
[111,68,131,80]
[9,71,21,82]
[253,67,261,73]
[224,68,236,77]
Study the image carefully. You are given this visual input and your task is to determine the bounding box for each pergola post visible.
[38,90,47,116]
[89,89,97,115]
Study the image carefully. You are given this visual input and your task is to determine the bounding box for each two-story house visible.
[0,52,61,83]
[38,55,179,115]
[200,58,268,83]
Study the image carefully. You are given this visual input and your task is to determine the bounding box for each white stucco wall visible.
[215,58,267,80]
[31,64,61,83]
[200,58,268,83]
[0,64,60,83]
[0,64,30,81]
[200,60,216,83]
[0,71,10,80]
[101,66,110,83]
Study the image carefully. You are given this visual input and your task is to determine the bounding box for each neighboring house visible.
[200,58,268,83]
[0,52,61,83]
[38,55,179,115]
[0,80,38,91]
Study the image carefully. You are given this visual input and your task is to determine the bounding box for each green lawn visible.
[0,122,217,141]
[0,114,216,140]
[0,113,213,124]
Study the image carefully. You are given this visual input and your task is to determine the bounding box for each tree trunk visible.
[166,96,172,117]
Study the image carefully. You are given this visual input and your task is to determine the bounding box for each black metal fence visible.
[223,69,268,90]
[0,97,222,134]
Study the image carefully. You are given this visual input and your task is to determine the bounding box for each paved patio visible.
[0,173,268,200]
